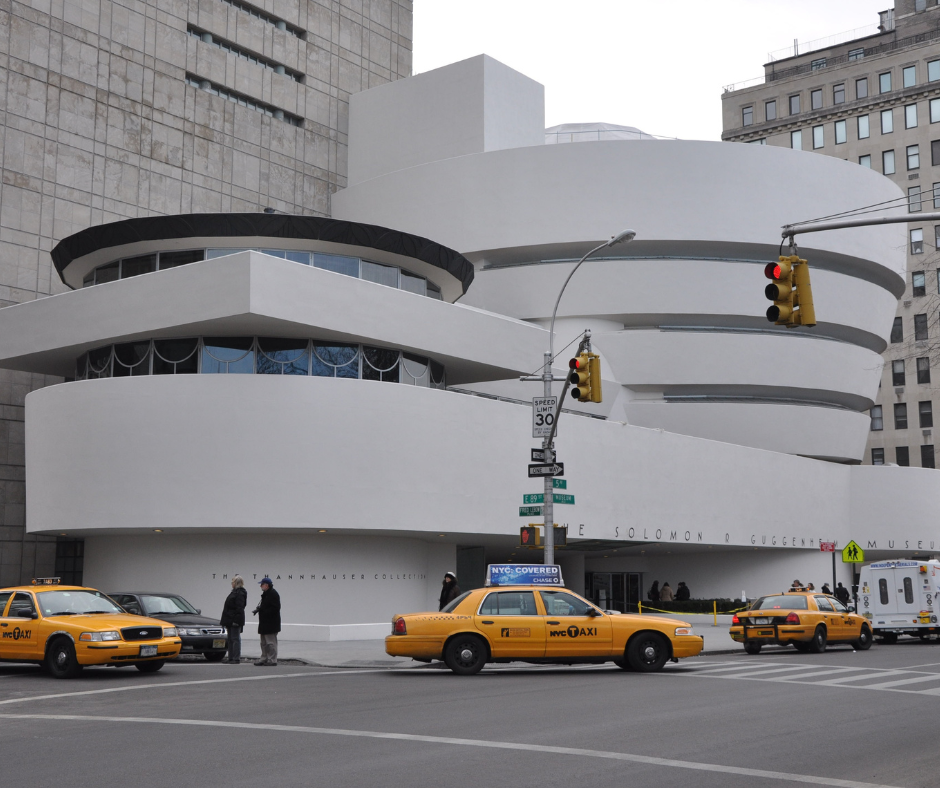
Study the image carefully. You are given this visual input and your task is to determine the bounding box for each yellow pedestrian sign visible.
[842,540,864,563]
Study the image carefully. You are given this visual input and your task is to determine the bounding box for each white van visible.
[857,560,940,643]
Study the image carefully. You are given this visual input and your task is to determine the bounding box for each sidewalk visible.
[238,613,744,668]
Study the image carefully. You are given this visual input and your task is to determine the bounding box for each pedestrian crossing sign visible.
[842,540,864,563]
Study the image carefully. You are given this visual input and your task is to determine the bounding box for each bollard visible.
[638,601,643,615]
[713,600,718,627]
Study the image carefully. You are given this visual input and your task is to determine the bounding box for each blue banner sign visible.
[485,564,564,587]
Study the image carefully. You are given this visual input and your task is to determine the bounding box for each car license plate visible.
[753,617,770,625]
[139,645,158,657]
[213,639,226,649]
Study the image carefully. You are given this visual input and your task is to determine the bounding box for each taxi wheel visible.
[792,642,811,653]
[743,642,762,655]
[853,626,873,651]
[809,626,827,653]
[135,660,165,673]
[45,638,83,679]
[626,632,670,672]
[443,635,487,675]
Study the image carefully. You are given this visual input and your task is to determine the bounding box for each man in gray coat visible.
[253,577,281,666]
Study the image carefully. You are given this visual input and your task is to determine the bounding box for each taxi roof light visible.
[31,577,61,585]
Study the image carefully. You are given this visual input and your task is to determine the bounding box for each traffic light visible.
[569,353,602,403]
[553,525,568,546]
[520,525,540,547]
[764,255,816,328]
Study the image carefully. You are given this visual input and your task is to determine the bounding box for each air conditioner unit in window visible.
[904,300,913,307]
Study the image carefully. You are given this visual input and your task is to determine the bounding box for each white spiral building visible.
[0,54,935,634]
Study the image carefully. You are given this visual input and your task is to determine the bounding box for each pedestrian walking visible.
[806,583,816,592]
[253,577,281,666]
[675,581,691,601]
[835,582,851,605]
[220,575,247,664]
[439,571,461,610]
[790,579,803,590]
[821,582,833,596]
[660,582,674,602]
[647,581,660,603]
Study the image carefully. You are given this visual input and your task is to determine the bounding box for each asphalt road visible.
[1,641,939,787]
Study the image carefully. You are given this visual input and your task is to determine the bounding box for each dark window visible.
[112,341,151,377]
[811,89,823,109]
[122,254,156,278]
[904,576,915,604]
[879,578,890,604]
[742,106,753,126]
[872,447,885,465]
[897,446,910,466]
[833,84,845,104]
[789,94,800,114]
[856,76,868,98]
[815,596,834,611]
[361,346,400,382]
[918,357,931,384]
[893,359,906,386]
[200,338,253,374]
[920,401,933,428]
[915,313,928,340]
[765,100,776,121]
[95,261,120,284]
[54,538,84,586]
[922,445,936,469]
[478,591,538,615]
[871,405,884,430]
[880,72,892,94]
[932,140,940,166]
[154,338,199,374]
[311,344,360,378]
[895,403,908,429]
[914,271,926,294]
[891,316,903,343]
[811,59,826,72]
[912,231,924,255]
[256,338,309,376]
[850,49,865,63]
[158,249,205,269]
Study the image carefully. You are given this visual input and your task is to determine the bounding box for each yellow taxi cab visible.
[730,590,873,654]
[385,564,704,674]
[0,579,182,678]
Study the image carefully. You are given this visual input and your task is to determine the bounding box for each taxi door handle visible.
[481,620,494,625]
[547,621,560,625]
[0,623,6,627]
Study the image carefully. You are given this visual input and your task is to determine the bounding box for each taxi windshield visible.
[441,591,472,613]
[38,590,124,616]
[751,595,809,611]
[140,594,198,615]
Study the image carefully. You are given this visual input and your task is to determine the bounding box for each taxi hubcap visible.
[459,647,474,661]
[643,645,656,660]
[56,651,68,666]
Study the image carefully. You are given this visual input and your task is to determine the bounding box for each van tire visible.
[853,626,873,651]
[809,626,827,653]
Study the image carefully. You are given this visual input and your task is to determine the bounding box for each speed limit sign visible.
[532,397,557,438]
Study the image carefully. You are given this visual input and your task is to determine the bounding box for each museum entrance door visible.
[585,573,641,613]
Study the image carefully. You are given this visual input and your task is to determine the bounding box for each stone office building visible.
[721,0,940,470]
[0,0,413,585]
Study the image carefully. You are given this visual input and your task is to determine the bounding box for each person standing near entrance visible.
[220,575,247,664]
[648,581,660,603]
[835,582,851,605]
[253,577,281,666]
[439,572,461,610]
[660,582,674,602]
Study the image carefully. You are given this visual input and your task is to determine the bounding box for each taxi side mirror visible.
[587,607,601,617]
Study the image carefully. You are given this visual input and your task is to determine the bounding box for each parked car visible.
[108,592,228,661]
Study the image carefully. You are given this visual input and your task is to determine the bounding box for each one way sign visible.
[528,462,564,478]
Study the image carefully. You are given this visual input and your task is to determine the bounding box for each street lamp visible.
[541,229,636,566]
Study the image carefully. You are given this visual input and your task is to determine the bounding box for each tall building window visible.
[909,185,922,211]
[813,125,824,149]
[883,150,896,174]
[904,65,917,88]
[833,84,845,104]
[920,401,934,428]
[860,154,872,168]
[835,119,847,144]
[937,263,940,291]
[897,446,910,466]
[932,140,940,165]
[881,109,894,134]
[871,405,884,430]
[789,94,800,115]
[917,357,931,384]
[858,115,870,139]
[912,230,925,255]
[765,100,776,121]
[811,89,823,110]
[914,270,926,292]
[856,77,868,98]
[811,58,826,72]
[895,403,909,429]
[909,146,921,170]
[891,316,903,343]
[915,312,929,340]
[906,104,918,128]
[742,106,753,126]
[880,72,892,93]
[791,130,802,150]
[934,184,940,208]
[893,359,906,386]
[922,445,936,469]
[850,49,865,63]
[932,98,940,123]
[871,448,885,465]
[930,60,940,82]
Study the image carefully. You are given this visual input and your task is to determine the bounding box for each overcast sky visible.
[412,0,890,140]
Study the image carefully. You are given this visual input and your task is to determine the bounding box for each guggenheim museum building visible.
[0,56,935,638]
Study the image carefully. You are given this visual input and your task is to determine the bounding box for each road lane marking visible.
[862,674,940,690]
[0,713,904,788]
[811,671,911,686]
[704,665,824,679]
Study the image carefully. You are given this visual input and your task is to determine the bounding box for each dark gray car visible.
[108,592,227,661]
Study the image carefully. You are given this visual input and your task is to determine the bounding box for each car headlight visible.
[79,631,120,642]
[674,626,694,636]
[163,627,179,637]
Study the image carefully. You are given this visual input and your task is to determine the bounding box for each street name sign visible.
[842,540,864,563]
[532,397,557,438]
[522,493,575,505]
[528,462,564,478]
[553,479,567,490]
[519,505,542,516]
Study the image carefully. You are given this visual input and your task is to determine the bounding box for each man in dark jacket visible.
[675,581,691,601]
[439,571,461,610]
[835,582,851,606]
[220,575,247,664]
[253,577,281,666]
